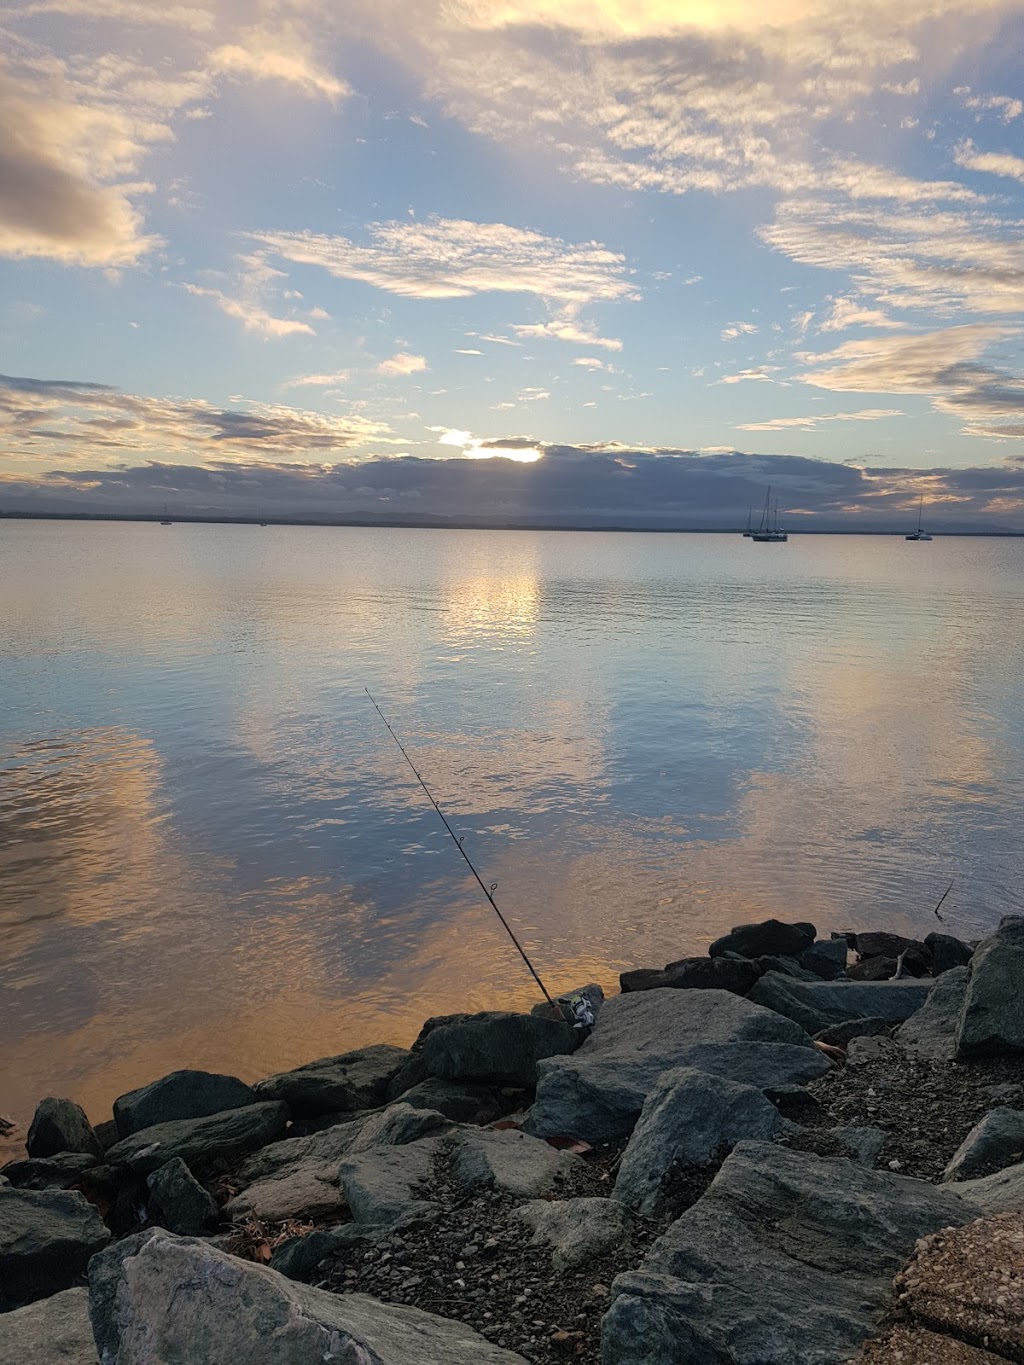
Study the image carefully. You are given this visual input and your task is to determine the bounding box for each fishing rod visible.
[365,689,556,1008]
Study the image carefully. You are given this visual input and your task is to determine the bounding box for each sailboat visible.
[159,503,172,526]
[905,495,933,541]
[749,488,788,542]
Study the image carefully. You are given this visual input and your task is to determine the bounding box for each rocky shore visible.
[3,915,1024,1363]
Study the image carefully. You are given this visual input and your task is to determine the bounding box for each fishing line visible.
[366,689,556,1007]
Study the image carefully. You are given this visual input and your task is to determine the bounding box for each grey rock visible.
[601,1141,978,1365]
[613,1067,785,1216]
[415,1012,576,1087]
[339,1137,442,1225]
[286,1107,378,1138]
[146,1157,219,1235]
[847,956,900,981]
[748,972,931,1035]
[799,939,848,981]
[835,1126,887,1166]
[953,1161,1024,1214]
[104,1101,288,1176]
[750,954,821,981]
[225,1158,349,1223]
[925,931,974,975]
[514,1197,632,1270]
[896,965,969,1061]
[855,931,931,965]
[269,1222,390,1280]
[619,956,762,995]
[526,988,822,1142]
[0,1185,110,1308]
[709,919,816,960]
[87,1229,528,1363]
[956,915,1024,1058]
[26,1099,101,1160]
[398,1078,511,1125]
[943,1108,1024,1183]
[346,1102,453,1154]
[255,1044,410,1117]
[113,1070,258,1138]
[0,1153,99,1190]
[814,1018,891,1047]
[846,1035,904,1066]
[451,1128,581,1200]
[0,1287,97,1365]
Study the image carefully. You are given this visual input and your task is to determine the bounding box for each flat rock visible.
[0,1286,98,1365]
[613,1067,785,1216]
[26,1099,101,1160]
[892,1213,1024,1359]
[748,973,931,1035]
[895,967,969,1061]
[856,1324,1005,1363]
[415,1012,576,1087]
[956,915,1024,1058]
[925,932,974,975]
[104,1101,288,1176]
[225,1157,349,1223]
[235,1113,366,1183]
[619,956,761,995]
[709,919,816,960]
[146,1157,219,1235]
[526,987,817,1142]
[0,1153,99,1190]
[835,1126,887,1165]
[0,1185,110,1308]
[601,1141,977,1365]
[514,1197,632,1270]
[814,1018,891,1047]
[254,1044,410,1117]
[451,1128,581,1200]
[88,1228,529,1363]
[338,1136,442,1225]
[113,1070,258,1138]
[954,1160,1024,1214]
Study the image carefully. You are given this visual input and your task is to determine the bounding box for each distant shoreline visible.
[1,511,1021,536]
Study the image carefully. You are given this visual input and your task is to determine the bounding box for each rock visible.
[925,931,974,975]
[895,967,969,1061]
[709,919,816,960]
[0,1287,98,1365]
[269,1223,388,1281]
[601,1141,977,1365]
[955,1161,1024,1214]
[451,1128,582,1199]
[814,1018,891,1047]
[620,957,762,995]
[414,1012,576,1088]
[286,1107,378,1138]
[890,1213,1024,1360]
[346,1102,453,1154]
[612,1068,785,1216]
[226,1158,349,1223]
[0,1153,100,1190]
[752,954,821,981]
[399,1078,511,1125]
[835,1126,887,1166]
[531,982,605,1022]
[855,1324,1005,1362]
[254,1044,410,1117]
[0,1185,110,1308]
[956,915,1024,1058]
[339,1137,443,1225]
[104,1101,288,1176]
[25,1099,101,1160]
[93,1119,118,1152]
[846,1035,904,1066]
[943,1108,1024,1183]
[146,1157,219,1235]
[848,956,900,981]
[514,1198,632,1270]
[855,931,932,966]
[799,939,848,981]
[747,972,931,1035]
[87,1229,529,1363]
[526,987,818,1142]
[113,1070,258,1138]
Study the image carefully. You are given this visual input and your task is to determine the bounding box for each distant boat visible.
[905,495,933,541]
[743,506,753,537]
[159,503,172,526]
[749,487,788,542]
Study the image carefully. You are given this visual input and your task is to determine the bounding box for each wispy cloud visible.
[722,322,758,340]
[208,28,349,104]
[282,369,350,388]
[377,351,428,376]
[738,408,904,430]
[954,139,1024,183]
[183,254,317,338]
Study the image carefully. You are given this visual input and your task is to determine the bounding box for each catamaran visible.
[749,488,788,542]
[905,496,932,541]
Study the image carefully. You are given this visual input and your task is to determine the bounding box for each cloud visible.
[954,139,1024,183]
[282,370,350,388]
[722,322,758,340]
[955,87,1024,122]
[572,357,607,370]
[737,407,904,430]
[183,254,317,338]
[0,373,395,465]
[819,297,903,332]
[377,352,428,376]
[719,367,781,384]
[208,29,349,103]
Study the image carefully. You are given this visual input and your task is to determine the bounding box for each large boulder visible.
[748,972,931,1035]
[104,1101,288,1176]
[956,916,1024,1058]
[601,1142,978,1365]
[612,1067,785,1216]
[894,967,969,1061]
[413,1012,576,1088]
[925,931,974,975]
[25,1099,101,1160]
[254,1044,409,1117]
[514,1198,632,1270]
[855,932,932,967]
[799,940,848,981]
[709,919,816,961]
[113,1070,258,1138]
[338,1137,443,1226]
[525,988,824,1142]
[87,1229,529,1363]
[620,957,762,996]
[451,1128,582,1200]
[146,1157,219,1235]
[943,1108,1024,1183]
[0,1153,100,1191]
[0,1185,110,1308]
[0,1287,98,1365]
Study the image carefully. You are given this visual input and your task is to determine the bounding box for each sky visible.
[2,0,1024,527]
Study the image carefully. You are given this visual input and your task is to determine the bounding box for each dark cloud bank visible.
[3,444,1024,531]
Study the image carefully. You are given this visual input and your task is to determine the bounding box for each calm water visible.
[2,523,1023,1132]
